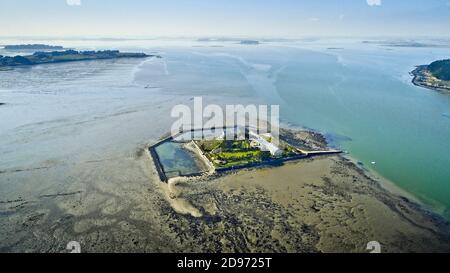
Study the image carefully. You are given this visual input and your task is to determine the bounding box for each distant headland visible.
[0,50,158,69]
[3,44,65,50]
[411,59,450,94]
[240,40,260,45]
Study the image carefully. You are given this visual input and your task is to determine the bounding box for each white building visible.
[249,131,283,157]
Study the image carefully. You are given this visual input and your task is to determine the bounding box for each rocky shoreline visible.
[411,65,450,94]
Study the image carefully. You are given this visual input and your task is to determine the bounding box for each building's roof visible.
[249,131,282,156]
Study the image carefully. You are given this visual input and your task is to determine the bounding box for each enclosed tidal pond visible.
[154,141,204,178]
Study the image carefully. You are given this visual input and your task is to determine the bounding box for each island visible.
[240,40,260,45]
[196,38,262,45]
[3,44,65,50]
[149,126,341,183]
[411,59,450,93]
[0,50,157,68]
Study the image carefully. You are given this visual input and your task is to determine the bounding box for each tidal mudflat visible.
[1,128,449,253]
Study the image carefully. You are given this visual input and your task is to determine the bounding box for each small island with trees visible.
[0,50,157,69]
[411,59,450,93]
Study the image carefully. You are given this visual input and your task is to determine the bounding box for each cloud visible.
[67,0,81,6]
[339,14,345,20]
[366,0,381,6]
[308,17,319,22]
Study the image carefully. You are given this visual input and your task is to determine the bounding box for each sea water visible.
[1,38,449,217]
[134,41,450,216]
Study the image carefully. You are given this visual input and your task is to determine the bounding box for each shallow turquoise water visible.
[136,43,450,216]
[155,142,202,178]
[274,47,450,215]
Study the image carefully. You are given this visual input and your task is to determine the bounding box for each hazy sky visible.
[0,0,449,38]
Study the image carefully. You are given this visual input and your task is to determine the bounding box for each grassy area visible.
[282,145,298,157]
[212,149,269,168]
[196,138,301,169]
[217,150,267,168]
[198,140,224,152]
[197,139,271,168]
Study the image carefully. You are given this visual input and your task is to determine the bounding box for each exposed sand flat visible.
[211,157,450,252]
[153,124,450,252]
[1,137,449,253]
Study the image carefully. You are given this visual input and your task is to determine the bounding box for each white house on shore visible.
[249,131,283,157]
